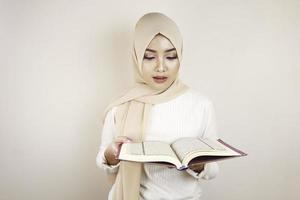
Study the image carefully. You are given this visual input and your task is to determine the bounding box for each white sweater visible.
[96,88,220,200]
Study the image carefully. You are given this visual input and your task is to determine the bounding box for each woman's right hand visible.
[104,136,132,165]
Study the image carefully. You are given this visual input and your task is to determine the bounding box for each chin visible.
[151,82,172,90]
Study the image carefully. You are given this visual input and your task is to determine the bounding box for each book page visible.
[120,142,178,157]
[143,141,178,158]
[119,143,144,156]
[118,141,181,168]
[171,137,227,162]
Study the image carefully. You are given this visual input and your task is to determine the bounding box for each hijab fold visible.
[101,12,189,200]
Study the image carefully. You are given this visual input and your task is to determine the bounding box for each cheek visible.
[166,61,180,75]
[141,64,154,80]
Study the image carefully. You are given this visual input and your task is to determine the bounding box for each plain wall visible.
[0,0,299,199]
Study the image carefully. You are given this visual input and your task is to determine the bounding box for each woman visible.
[96,12,219,200]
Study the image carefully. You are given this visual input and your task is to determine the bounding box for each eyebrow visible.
[145,48,176,53]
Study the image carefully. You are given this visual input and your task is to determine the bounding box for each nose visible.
[156,57,166,72]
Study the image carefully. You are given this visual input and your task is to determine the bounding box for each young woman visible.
[96,12,219,200]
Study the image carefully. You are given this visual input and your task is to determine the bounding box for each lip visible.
[152,76,168,83]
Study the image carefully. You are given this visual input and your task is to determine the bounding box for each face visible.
[141,34,180,90]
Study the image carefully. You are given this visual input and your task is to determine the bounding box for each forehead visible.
[146,34,176,52]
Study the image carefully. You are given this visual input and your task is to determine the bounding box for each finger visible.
[112,143,123,157]
[190,163,204,167]
[165,164,176,168]
[114,147,123,159]
[111,146,116,156]
[114,150,119,159]
[113,137,133,158]
[111,145,120,156]
[115,136,132,143]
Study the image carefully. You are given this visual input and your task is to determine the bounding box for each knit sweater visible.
[96,88,220,200]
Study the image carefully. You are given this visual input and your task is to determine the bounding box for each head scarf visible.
[101,12,189,200]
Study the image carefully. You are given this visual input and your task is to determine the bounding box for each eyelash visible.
[143,56,178,60]
[143,56,155,60]
[167,56,178,60]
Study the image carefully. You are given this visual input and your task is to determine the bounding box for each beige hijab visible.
[101,12,189,200]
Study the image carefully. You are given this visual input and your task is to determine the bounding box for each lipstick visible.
[153,76,168,83]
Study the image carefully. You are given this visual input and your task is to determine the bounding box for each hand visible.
[104,136,132,165]
[189,163,205,173]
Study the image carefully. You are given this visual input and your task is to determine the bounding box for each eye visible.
[166,55,178,60]
[143,56,155,60]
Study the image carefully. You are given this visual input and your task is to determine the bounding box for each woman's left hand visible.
[189,163,205,173]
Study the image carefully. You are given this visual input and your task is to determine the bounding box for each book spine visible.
[217,139,247,156]
[178,166,188,171]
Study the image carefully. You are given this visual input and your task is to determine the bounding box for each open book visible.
[118,137,247,170]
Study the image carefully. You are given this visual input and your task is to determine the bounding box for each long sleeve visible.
[100,89,220,199]
[186,99,220,180]
[96,106,120,174]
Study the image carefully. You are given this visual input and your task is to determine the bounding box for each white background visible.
[0,0,299,199]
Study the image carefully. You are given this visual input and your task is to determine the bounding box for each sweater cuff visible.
[198,162,219,180]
